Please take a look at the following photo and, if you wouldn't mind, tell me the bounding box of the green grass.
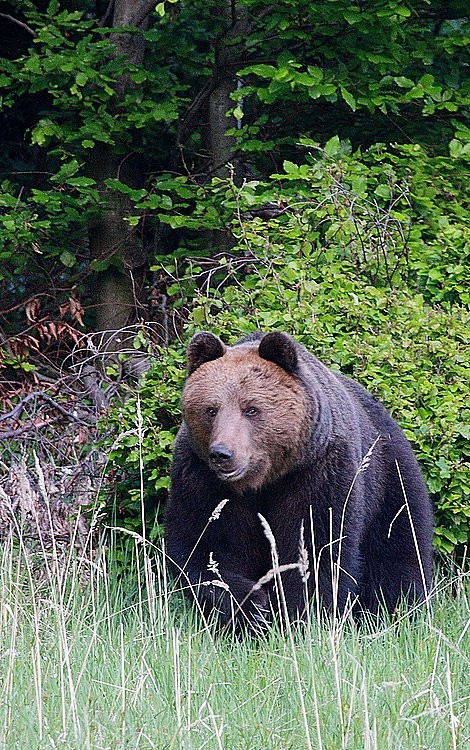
[0,531,468,750]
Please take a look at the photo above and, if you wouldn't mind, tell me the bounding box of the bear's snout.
[209,443,234,465]
[208,441,242,479]
[208,439,251,483]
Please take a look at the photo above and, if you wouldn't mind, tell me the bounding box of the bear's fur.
[165,331,434,631]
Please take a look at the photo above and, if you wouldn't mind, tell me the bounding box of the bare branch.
[0,12,37,38]
[0,418,61,442]
[99,0,115,28]
[178,78,218,145]
[0,392,92,429]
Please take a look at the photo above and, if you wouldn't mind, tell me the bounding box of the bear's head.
[182,332,309,492]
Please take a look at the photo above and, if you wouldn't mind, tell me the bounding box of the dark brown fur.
[165,331,434,633]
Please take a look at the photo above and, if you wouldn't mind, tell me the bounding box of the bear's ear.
[258,332,298,373]
[187,332,226,374]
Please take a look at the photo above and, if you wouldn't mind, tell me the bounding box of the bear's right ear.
[187,332,226,374]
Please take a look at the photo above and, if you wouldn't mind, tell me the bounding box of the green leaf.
[374,184,391,200]
[247,64,277,78]
[60,249,75,267]
[192,307,206,325]
[283,160,299,174]
[323,135,341,157]
[394,77,414,89]
[436,457,451,478]
[340,87,357,111]
[67,177,97,187]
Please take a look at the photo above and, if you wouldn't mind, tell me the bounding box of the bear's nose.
[209,444,233,465]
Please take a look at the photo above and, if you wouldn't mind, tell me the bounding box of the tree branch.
[0,418,60,442]
[177,77,219,146]
[0,13,37,38]
[99,0,115,28]
[0,392,92,428]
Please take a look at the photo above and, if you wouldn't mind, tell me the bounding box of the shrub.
[103,252,468,555]
[101,144,469,556]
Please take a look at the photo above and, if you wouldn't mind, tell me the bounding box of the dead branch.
[0,417,61,442]
[0,12,37,37]
[0,391,92,428]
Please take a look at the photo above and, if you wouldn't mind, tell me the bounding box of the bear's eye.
[244,406,259,418]
[205,406,218,418]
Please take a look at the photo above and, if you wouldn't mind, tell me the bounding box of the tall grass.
[0,524,468,750]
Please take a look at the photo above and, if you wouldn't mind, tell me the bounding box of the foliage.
[237,0,469,112]
[140,131,470,304]
[0,3,184,153]
[0,0,187,361]
[102,143,469,554]
[233,0,469,163]
[0,2,179,254]
[101,343,185,539]
[0,0,468,308]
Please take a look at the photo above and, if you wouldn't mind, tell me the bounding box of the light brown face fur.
[182,347,309,492]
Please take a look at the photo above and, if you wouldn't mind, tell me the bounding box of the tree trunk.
[209,76,238,180]
[87,143,146,338]
[87,0,151,346]
[209,1,249,181]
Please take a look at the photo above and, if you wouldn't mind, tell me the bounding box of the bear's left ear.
[258,332,298,373]
[187,332,226,374]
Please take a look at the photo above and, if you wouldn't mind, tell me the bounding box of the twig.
[0,391,91,427]
[99,0,115,27]
[0,13,37,38]
[0,417,61,441]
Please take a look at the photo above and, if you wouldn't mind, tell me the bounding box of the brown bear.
[165,331,434,632]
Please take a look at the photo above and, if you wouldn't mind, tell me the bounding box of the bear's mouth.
[214,466,248,482]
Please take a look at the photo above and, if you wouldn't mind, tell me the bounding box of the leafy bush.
[102,144,469,556]
[105,264,468,554]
